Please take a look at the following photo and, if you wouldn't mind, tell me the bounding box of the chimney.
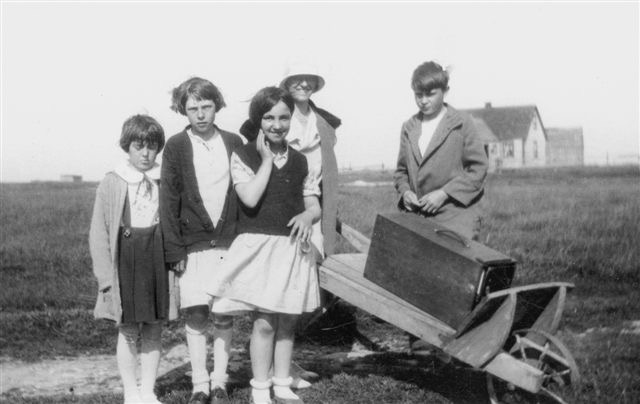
[485,102,492,109]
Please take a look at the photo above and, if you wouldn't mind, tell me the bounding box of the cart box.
[363,212,516,329]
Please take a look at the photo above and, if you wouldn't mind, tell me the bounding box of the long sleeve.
[393,124,412,206]
[89,179,113,291]
[159,140,186,263]
[441,119,488,206]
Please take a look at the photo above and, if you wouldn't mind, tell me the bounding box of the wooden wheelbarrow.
[316,213,579,404]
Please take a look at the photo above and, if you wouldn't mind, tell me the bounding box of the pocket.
[95,288,116,320]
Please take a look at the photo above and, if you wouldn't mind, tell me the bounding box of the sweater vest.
[236,144,308,236]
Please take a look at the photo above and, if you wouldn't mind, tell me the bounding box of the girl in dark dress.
[89,115,169,404]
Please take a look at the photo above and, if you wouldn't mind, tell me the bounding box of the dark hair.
[119,114,165,153]
[411,61,449,93]
[170,77,226,115]
[248,87,294,132]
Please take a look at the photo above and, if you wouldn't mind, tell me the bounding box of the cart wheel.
[487,328,579,404]
[487,374,568,404]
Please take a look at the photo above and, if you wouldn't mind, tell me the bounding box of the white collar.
[114,160,160,184]
[187,128,219,144]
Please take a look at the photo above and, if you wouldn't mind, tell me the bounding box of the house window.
[490,143,498,155]
[533,141,538,159]
[532,119,537,130]
[503,141,514,158]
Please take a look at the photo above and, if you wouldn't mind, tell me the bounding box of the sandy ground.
[2,322,638,399]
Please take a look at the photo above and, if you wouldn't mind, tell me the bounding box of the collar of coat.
[405,104,464,163]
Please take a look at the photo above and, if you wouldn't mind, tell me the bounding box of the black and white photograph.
[1,1,638,403]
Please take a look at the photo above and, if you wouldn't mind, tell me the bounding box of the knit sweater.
[235,144,308,236]
[159,126,243,263]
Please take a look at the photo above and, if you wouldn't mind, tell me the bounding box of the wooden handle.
[336,219,371,254]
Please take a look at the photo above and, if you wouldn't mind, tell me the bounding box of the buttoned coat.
[313,109,339,256]
[159,126,243,263]
[89,172,179,325]
[393,106,488,239]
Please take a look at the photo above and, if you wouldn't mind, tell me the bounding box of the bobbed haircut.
[411,61,449,93]
[248,86,295,130]
[119,114,165,153]
[170,77,226,115]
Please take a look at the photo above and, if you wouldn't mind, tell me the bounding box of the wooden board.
[484,352,543,393]
[443,294,516,367]
[319,253,455,347]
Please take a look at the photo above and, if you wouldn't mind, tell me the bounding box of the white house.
[463,103,547,171]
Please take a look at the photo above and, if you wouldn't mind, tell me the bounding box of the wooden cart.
[317,216,580,404]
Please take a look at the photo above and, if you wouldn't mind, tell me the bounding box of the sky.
[1,1,639,182]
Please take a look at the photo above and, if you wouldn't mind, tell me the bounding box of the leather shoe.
[210,386,230,404]
[188,391,209,404]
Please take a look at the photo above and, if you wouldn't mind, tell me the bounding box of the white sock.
[185,324,209,394]
[117,327,140,401]
[210,326,232,389]
[140,323,162,398]
[272,376,299,400]
[250,378,272,404]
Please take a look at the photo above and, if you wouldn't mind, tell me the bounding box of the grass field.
[1,166,639,403]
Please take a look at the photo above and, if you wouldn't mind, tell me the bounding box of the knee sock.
[117,325,140,401]
[210,319,233,389]
[272,376,299,400]
[139,322,162,399]
[250,378,272,404]
[185,323,209,394]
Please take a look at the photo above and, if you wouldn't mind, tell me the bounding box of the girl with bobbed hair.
[90,114,175,404]
[209,86,321,404]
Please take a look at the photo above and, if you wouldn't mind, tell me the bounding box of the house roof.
[463,104,542,142]
[470,116,498,143]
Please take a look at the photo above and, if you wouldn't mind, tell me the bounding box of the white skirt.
[208,233,321,315]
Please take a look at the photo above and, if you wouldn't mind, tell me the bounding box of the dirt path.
[3,323,638,399]
[1,344,191,397]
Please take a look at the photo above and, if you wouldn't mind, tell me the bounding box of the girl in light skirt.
[207,87,321,404]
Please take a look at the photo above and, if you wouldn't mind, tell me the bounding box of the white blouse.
[114,160,160,228]
[419,106,447,157]
[187,129,230,225]
[288,108,322,195]
[230,148,320,197]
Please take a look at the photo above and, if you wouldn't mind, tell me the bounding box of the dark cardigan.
[159,126,243,263]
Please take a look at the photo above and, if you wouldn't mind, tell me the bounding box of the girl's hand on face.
[287,211,313,242]
[256,130,274,162]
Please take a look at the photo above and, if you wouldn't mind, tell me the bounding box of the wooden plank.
[483,352,543,393]
[319,254,455,346]
[443,294,516,367]
[485,282,574,299]
[336,220,371,254]
[529,286,566,337]
[323,255,455,327]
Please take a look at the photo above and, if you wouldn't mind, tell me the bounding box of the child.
[208,87,321,404]
[89,114,170,404]
[160,77,243,404]
[394,61,488,241]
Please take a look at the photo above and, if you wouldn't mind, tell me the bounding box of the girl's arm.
[288,195,321,242]
[89,178,113,291]
[235,131,274,208]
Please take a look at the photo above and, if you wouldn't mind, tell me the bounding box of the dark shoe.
[209,386,230,404]
[188,392,209,404]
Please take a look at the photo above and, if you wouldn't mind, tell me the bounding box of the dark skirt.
[117,224,169,324]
